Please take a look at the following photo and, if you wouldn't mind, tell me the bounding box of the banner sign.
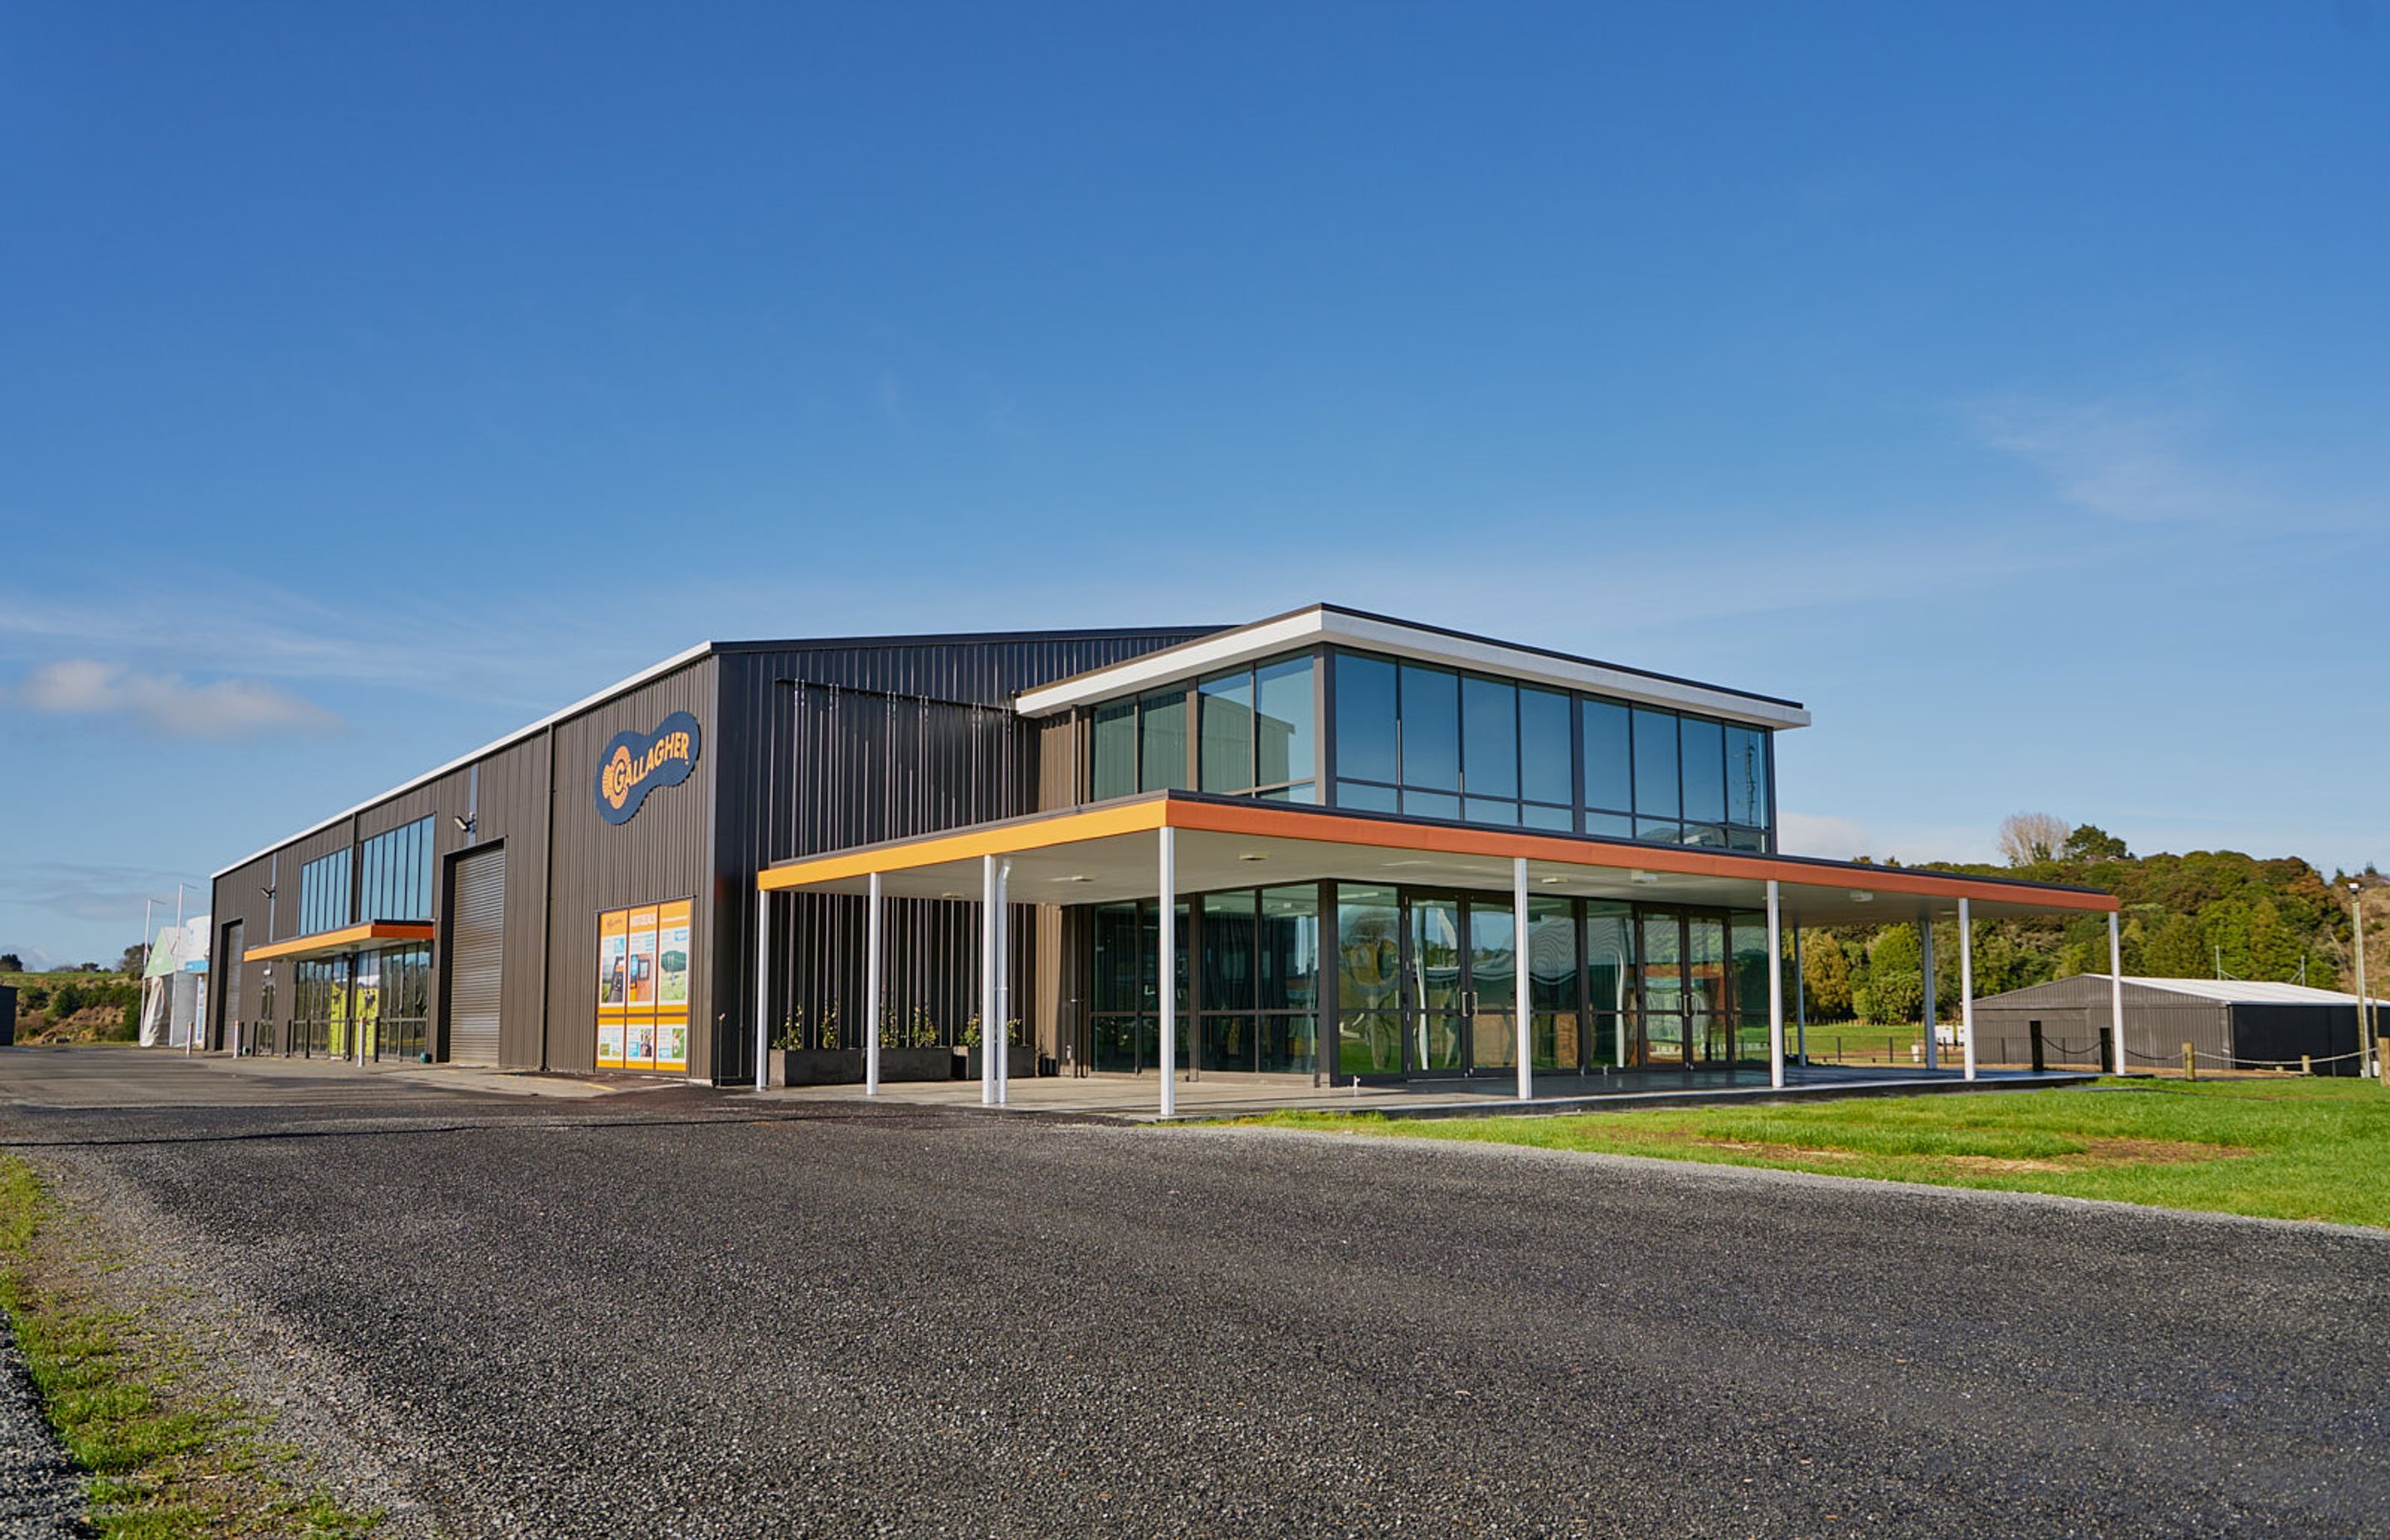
[595,711,701,825]
[595,898,690,1074]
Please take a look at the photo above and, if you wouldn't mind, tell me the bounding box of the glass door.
[1638,913,1687,1066]
[1465,899,1517,1072]
[1404,894,1468,1075]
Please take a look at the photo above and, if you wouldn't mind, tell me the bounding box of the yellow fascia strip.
[756,799,1171,892]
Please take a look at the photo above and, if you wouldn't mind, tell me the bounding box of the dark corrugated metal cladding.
[710,631,1212,1085]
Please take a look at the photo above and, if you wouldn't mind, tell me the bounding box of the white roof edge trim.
[1014,609,1812,729]
[209,641,716,881]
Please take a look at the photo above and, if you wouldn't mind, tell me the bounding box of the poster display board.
[594,899,690,1073]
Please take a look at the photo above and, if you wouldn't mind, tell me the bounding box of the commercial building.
[1970,974,2381,1075]
[207,604,2120,1099]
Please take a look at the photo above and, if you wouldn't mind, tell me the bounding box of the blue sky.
[3,2,2385,966]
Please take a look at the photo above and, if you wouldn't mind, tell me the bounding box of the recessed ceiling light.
[1849,890,1875,903]
[1238,853,1266,863]
[1539,875,1566,885]
[1059,875,1094,884]
[1630,870,1660,885]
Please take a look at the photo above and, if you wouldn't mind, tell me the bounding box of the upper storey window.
[358,816,435,922]
[1089,653,1315,802]
[298,848,350,935]
[1334,650,1773,851]
[1332,655,1572,829]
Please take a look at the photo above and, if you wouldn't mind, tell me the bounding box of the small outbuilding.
[1970,975,2379,1075]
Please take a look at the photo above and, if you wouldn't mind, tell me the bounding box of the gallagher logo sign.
[596,711,701,826]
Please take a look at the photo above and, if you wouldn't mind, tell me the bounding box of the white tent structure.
[139,915,210,1049]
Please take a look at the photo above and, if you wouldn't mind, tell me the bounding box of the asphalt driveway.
[2,1048,2383,1537]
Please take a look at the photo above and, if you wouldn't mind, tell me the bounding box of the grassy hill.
[3,969,141,1043]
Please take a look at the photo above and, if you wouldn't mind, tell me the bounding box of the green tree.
[2141,913,2207,978]
[1799,934,1854,1021]
[117,942,148,976]
[0,953,20,972]
[1858,927,1924,1024]
[2062,825,2132,863]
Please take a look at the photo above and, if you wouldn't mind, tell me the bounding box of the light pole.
[2352,882,2375,1080]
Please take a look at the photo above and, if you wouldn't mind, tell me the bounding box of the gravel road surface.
[2,1050,2384,1538]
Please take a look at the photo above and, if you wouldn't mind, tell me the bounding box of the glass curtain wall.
[358,818,435,922]
[1335,885,1402,1075]
[298,850,351,936]
[1195,885,1319,1073]
[1090,653,1315,803]
[1331,650,1773,850]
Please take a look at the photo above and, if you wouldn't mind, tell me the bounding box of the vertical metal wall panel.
[461,733,553,1070]
[545,656,719,1076]
[207,854,276,1050]
[446,846,506,1066]
[709,628,1214,1085]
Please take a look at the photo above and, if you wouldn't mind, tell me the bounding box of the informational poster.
[593,899,692,1075]
[597,909,629,1069]
[654,899,691,1073]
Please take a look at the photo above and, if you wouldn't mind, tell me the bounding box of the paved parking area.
[2,1046,2384,1537]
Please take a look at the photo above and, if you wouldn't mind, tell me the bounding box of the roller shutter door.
[447,848,505,1066]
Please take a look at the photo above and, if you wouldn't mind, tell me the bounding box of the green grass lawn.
[1245,1078,2390,1229]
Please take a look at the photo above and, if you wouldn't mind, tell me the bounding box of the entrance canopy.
[757,792,2114,926]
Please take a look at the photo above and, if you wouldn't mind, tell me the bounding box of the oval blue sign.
[595,711,702,826]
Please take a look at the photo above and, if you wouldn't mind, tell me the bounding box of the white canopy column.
[2109,910,2127,1075]
[864,870,883,1096]
[1767,880,1785,1089]
[1959,896,1976,1082]
[1514,857,1532,1102]
[1158,826,1178,1118]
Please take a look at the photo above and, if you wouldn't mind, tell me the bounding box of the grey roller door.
[447,848,505,1067]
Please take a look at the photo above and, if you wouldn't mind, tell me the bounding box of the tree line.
[1796,817,2382,1025]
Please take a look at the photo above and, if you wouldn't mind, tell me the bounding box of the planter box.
[963,1044,1037,1080]
[767,1048,863,1087]
[874,1046,952,1083]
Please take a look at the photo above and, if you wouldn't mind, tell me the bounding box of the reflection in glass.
[1139,690,1188,792]
[1529,896,1578,1070]
[1585,902,1633,1070]
[1520,688,1572,805]
[1730,910,1771,1066]
[1680,716,1726,824]
[1255,656,1314,787]
[1199,672,1255,793]
[1336,885,1402,1075]
[1338,781,1398,813]
[1464,797,1520,826]
[1632,708,1679,818]
[1461,675,1517,799]
[1410,894,1465,1072]
[1092,700,1137,799]
[1334,653,1399,783]
[1585,811,1634,839]
[1583,700,1632,812]
[1468,900,1515,1070]
[1399,665,1461,790]
[1640,914,1683,1065]
[1727,725,1770,831]
[1402,790,1461,821]
[1687,914,1726,1065]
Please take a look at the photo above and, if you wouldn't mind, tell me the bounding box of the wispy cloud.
[0,571,659,714]
[1968,394,2379,531]
[12,659,342,738]
[0,860,214,930]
